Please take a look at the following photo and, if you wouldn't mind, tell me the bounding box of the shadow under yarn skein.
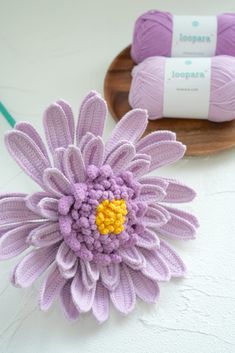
[131,10,235,63]
[129,55,235,122]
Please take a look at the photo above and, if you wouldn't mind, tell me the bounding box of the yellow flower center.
[96,199,127,235]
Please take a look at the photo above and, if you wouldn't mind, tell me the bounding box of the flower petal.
[40,265,67,311]
[163,179,196,203]
[118,246,145,270]
[71,269,96,313]
[158,240,186,277]
[137,184,166,202]
[79,132,95,153]
[63,146,86,183]
[138,176,168,191]
[43,103,72,153]
[0,223,37,260]
[56,242,77,271]
[143,205,169,227]
[136,131,176,151]
[106,109,148,154]
[139,141,186,171]
[60,260,78,280]
[53,147,66,173]
[100,263,120,291]
[0,192,27,201]
[158,211,197,240]
[25,192,50,214]
[43,168,71,197]
[5,130,51,188]
[38,197,58,220]
[92,281,109,323]
[125,158,150,178]
[81,261,99,290]
[110,264,136,315]
[12,244,58,287]
[105,142,135,174]
[83,136,104,168]
[136,228,160,249]
[15,122,50,160]
[60,280,79,321]
[0,197,41,223]
[28,222,62,247]
[76,92,107,143]
[56,99,75,143]
[165,206,199,228]
[141,248,170,281]
[129,268,160,303]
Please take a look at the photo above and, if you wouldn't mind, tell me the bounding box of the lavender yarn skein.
[129,56,235,122]
[131,10,235,63]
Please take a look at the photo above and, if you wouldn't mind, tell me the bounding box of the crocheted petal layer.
[53,148,66,173]
[100,262,120,291]
[110,264,136,315]
[137,184,166,202]
[158,240,186,277]
[158,210,197,240]
[136,228,160,249]
[83,136,104,168]
[15,122,50,160]
[11,245,58,287]
[0,223,38,260]
[0,197,43,223]
[141,248,170,281]
[129,268,160,303]
[143,205,169,227]
[71,270,96,313]
[105,142,135,174]
[56,99,75,143]
[25,192,51,214]
[37,198,58,220]
[76,92,107,143]
[60,260,78,280]
[139,141,186,171]
[125,157,151,178]
[79,132,95,153]
[118,246,145,270]
[28,222,62,247]
[56,242,77,271]
[60,280,80,322]
[5,130,51,188]
[92,281,109,323]
[63,146,86,183]
[163,179,196,203]
[40,265,67,311]
[138,176,169,191]
[43,168,71,197]
[106,109,148,154]
[0,192,27,201]
[165,206,199,229]
[81,261,99,290]
[43,103,72,153]
[136,130,176,151]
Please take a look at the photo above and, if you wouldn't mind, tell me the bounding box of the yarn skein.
[129,55,235,122]
[131,10,235,63]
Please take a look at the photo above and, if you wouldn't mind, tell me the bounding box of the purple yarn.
[131,10,235,63]
[129,55,235,122]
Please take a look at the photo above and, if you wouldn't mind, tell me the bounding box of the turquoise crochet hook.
[0,101,16,127]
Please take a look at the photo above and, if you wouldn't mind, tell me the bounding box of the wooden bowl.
[104,45,235,156]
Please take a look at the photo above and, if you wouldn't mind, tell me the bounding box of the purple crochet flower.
[0,91,198,323]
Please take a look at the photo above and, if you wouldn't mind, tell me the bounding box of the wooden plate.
[104,45,235,156]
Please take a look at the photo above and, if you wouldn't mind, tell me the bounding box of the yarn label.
[172,15,217,57]
[163,58,211,119]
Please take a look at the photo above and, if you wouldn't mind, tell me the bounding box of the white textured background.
[1,1,235,352]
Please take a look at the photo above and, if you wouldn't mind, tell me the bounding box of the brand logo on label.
[179,33,211,44]
[172,70,205,80]
[192,20,199,27]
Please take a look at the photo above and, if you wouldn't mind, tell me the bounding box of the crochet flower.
[0,91,198,323]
